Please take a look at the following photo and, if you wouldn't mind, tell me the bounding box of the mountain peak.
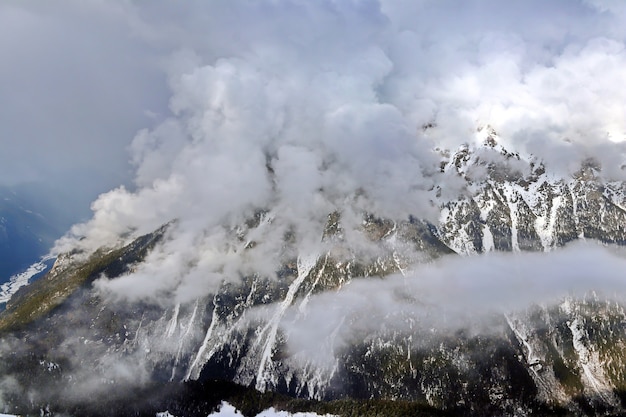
[476,124,499,148]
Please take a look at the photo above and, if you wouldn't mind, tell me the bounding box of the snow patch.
[481,224,494,253]
[206,401,338,417]
[156,412,177,417]
[0,256,53,305]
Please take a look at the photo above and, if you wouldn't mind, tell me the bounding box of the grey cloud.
[36,0,626,304]
[0,1,169,217]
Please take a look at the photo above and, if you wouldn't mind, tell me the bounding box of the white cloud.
[37,0,626,304]
[279,242,626,366]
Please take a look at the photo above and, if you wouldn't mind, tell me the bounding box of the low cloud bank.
[280,242,626,364]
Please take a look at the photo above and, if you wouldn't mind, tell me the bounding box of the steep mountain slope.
[2,138,626,416]
[437,127,626,254]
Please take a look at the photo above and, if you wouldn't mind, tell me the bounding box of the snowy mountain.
[437,126,626,253]
[2,137,626,416]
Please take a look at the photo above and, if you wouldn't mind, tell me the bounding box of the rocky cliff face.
[2,136,626,416]
[437,127,626,254]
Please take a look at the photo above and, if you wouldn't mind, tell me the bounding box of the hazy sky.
[3,0,626,237]
[0,1,169,215]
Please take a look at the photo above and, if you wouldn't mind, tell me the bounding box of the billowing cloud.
[31,0,626,304]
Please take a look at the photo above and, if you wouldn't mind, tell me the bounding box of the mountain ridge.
[2,139,626,416]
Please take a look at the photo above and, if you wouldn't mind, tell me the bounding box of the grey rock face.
[437,136,626,255]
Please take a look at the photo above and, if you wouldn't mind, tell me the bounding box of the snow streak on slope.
[185,296,221,381]
[254,253,318,391]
